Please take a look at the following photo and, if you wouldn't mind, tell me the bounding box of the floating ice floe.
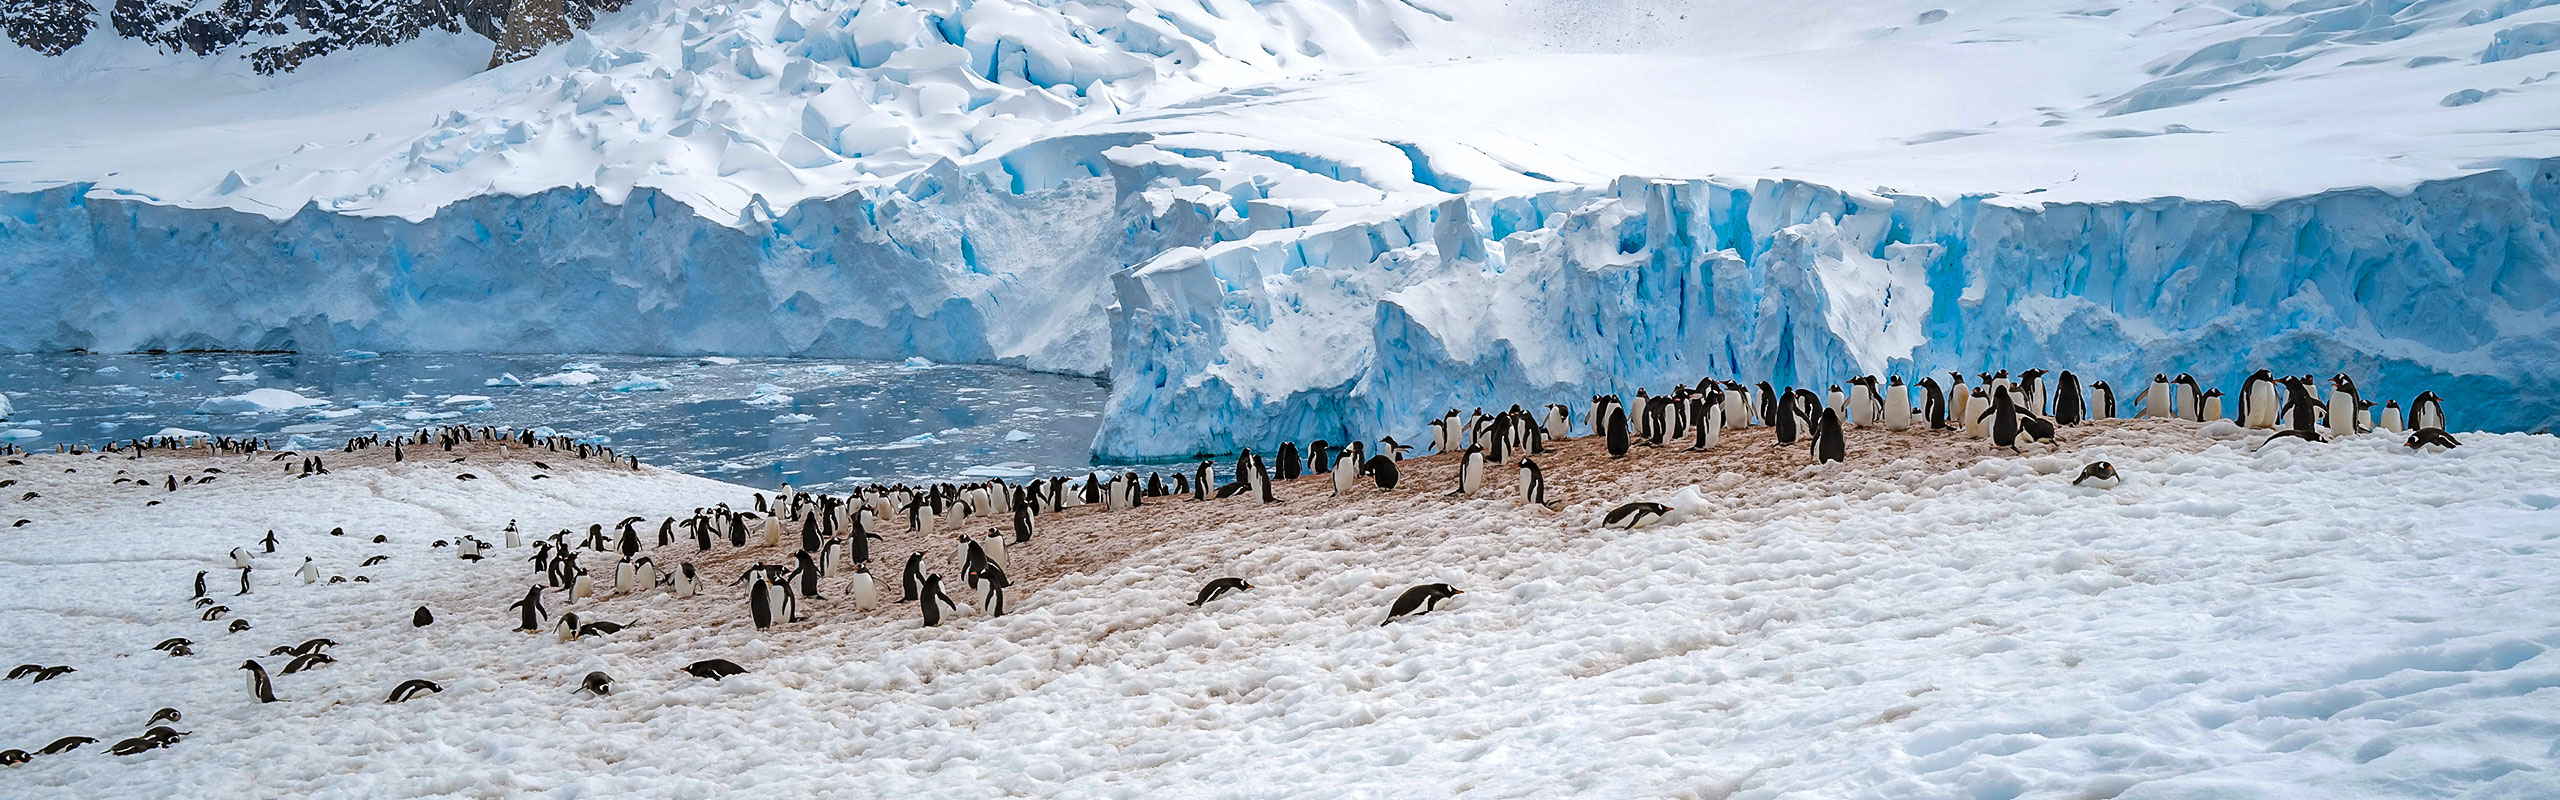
[485,373,525,387]
[439,394,492,406]
[528,371,600,387]
[307,408,362,420]
[900,357,937,370]
[342,350,380,360]
[150,427,211,440]
[92,366,119,375]
[279,422,336,434]
[959,463,1038,478]
[401,410,461,421]
[0,428,38,441]
[1004,429,1036,442]
[215,373,258,383]
[195,388,328,414]
[810,435,843,444]
[559,362,603,372]
[150,371,182,380]
[0,391,10,419]
[613,376,673,392]
[771,413,817,424]
[745,384,795,406]
[804,365,850,376]
[699,356,741,366]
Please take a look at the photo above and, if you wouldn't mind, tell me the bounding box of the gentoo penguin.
[972,562,1010,617]
[2240,369,2278,428]
[384,679,441,703]
[850,563,879,610]
[1982,390,2024,451]
[1688,395,1723,451]
[1946,373,1970,428]
[1190,577,1253,606]
[2274,376,2325,441]
[239,660,279,703]
[672,563,698,598]
[1309,441,1332,474]
[2409,391,2447,430]
[791,551,823,598]
[193,571,207,600]
[2091,381,2118,420]
[569,570,593,601]
[556,611,583,642]
[575,671,614,697]
[504,520,520,549]
[683,659,746,680]
[2381,400,2406,432]
[749,579,775,631]
[1813,408,1846,464]
[1601,502,1670,529]
[981,530,1009,572]
[413,606,433,627]
[1920,378,1948,429]
[2202,389,2226,423]
[235,565,253,596]
[1449,446,1486,497]
[2072,461,2121,489]
[1773,389,1803,445]
[1605,405,1631,458]
[2327,374,2362,437]
[1543,404,1572,439]
[1884,376,1914,431]
[1381,584,1462,625]
[229,547,253,569]
[614,558,638,595]
[1365,455,1400,490]
[260,530,277,554]
[2405,427,2461,452]
[1277,441,1302,480]
[2173,374,2205,422]
[2053,371,2085,425]
[901,551,925,602]
[510,586,547,632]
[1517,458,1561,510]
[2140,374,2172,418]
[1827,385,1849,426]
[920,574,955,627]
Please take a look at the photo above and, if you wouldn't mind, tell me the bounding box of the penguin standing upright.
[2240,369,2278,428]
[901,552,925,602]
[1277,441,1301,481]
[260,531,277,554]
[1332,452,1360,496]
[2139,374,2172,418]
[1919,378,1948,429]
[2381,399,2407,432]
[2327,375,2362,437]
[296,557,317,585]
[920,574,954,627]
[973,563,1010,617]
[235,566,252,596]
[1450,446,1486,497]
[239,661,279,703]
[192,571,207,600]
[1883,376,1913,431]
[792,551,823,598]
[1605,405,1630,458]
[672,563,698,598]
[749,579,775,631]
[2409,391,2446,431]
[1813,408,1847,464]
[510,586,548,632]
[2091,381,2118,420]
[1983,390,2025,451]
[1011,500,1033,544]
[850,564,880,610]
[2053,371,2085,425]
[1543,403,1571,439]
[982,530,1009,573]
[1517,458,1561,510]
[2173,374,2206,422]
[1688,396,1722,451]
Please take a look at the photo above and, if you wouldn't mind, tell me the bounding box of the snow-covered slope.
[4,0,2559,453]
[6,421,2560,795]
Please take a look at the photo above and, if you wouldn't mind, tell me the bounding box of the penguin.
[1449,446,1486,497]
[1543,403,1572,439]
[1946,373,1970,428]
[2405,427,2461,452]
[1982,390,2024,451]
[2274,376,2326,441]
[509,586,547,632]
[1920,378,1948,430]
[614,558,638,596]
[2091,381,2118,420]
[1688,394,1723,451]
[1883,376,1914,431]
[2173,374,2206,422]
[281,652,334,674]
[2140,374,2172,418]
[901,551,925,602]
[1381,584,1463,625]
[682,659,747,680]
[1277,441,1302,480]
[229,547,253,570]
[384,679,442,703]
[1600,502,1670,529]
[920,573,955,627]
[1189,577,1253,607]
[1517,458,1562,510]
[1011,500,1033,544]
[2327,375,2363,436]
[1812,408,1846,464]
[505,520,521,549]
[1605,405,1630,458]
[2409,391,2447,431]
[2072,461,2121,489]
[2053,371,2085,425]
[792,550,823,598]
[557,611,584,642]
[570,571,593,601]
[1332,452,1360,496]
[412,606,433,627]
[973,562,1010,617]
[2381,400,2407,433]
[148,708,182,727]
[981,530,1010,573]
[192,570,207,600]
[1773,389,1802,445]
[575,671,614,697]
[240,660,279,703]
[749,579,775,631]
[850,563,879,611]
[235,565,252,596]
[2202,389,2226,423]
[260,530,277,554]
[1366,455,1400,490]
[2240,369,2278,428]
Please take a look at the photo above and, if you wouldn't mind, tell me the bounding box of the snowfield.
[5,420,2559,796]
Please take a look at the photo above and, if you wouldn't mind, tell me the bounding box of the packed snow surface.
[3,419,2558,796]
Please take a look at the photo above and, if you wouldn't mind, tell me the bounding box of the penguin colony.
[0,368,2465,763]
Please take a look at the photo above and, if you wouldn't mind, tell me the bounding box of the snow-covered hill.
[5,421,2560,796]
[3,0,2558,454]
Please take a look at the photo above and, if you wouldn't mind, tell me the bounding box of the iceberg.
[195,388,328,414]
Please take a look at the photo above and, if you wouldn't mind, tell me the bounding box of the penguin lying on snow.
[1382,584,1463,625]
[2405,428,2461,452]
[384,679,442,703]
[575,671,614,697]
[1190,577,1252,606]
[2071,462,2121,489]
[1600,502,1670,530]
[683,659,748,680]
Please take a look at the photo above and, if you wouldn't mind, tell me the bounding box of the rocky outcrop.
[1,0,94,54]
[0,0,623,72]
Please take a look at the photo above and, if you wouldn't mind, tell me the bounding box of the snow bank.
[194,388,329,414]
